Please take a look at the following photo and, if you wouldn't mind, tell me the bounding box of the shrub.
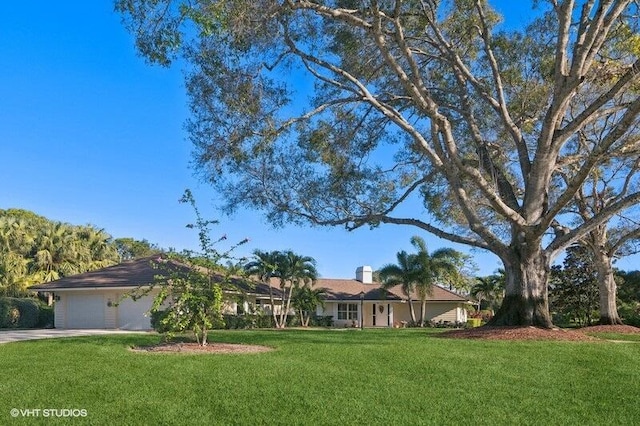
[619,302,640,327]
[309,315,334,327]
[466,318,482,328]
[0,297,41,328]
[150,310,172,334]
[223,313,275,329]
[221,313,327,329]
[36,304,54,328]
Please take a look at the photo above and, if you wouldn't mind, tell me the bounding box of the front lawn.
[1,329,639,425]
[582,332,640,342]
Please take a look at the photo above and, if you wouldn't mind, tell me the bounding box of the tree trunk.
[420,300,427,327]
[594,251,623,325]
[407,297,417,324]
[276,284,295,328]
[267,281,280,328]
[488,247,553,328]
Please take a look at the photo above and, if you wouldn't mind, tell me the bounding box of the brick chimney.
[356,266,373,284]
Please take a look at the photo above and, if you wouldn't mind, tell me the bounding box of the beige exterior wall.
[426,303,466,323]
[387,302,414,325]
[319,300,466,327]
[393,301,466,324]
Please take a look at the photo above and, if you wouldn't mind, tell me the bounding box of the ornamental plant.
[128,190,248,346]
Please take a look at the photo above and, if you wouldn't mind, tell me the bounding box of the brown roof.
[30,257,466,303]
[268,277,468,302]
[29,256,172,290]
[29,256,279,296]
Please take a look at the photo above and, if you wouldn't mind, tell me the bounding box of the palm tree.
[410,236,462,327]
[76,225,119,270]
[379,250,419,324]
[0,251,29,297]
[292,286,326,327]
[276,251,318,328]
[245,249,282,327]
[471,269,506,313]
[31,222,79,282]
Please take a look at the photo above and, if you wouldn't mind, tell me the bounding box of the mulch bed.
[131,342,274,354]
[440,324,640,341]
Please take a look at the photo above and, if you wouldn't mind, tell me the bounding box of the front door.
[372,303,393,327]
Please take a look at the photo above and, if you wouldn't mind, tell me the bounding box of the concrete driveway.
[0,329,147,344]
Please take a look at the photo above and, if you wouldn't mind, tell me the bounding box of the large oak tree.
[117,0,640,326]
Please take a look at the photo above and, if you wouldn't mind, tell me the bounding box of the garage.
[117,295,153,330]
[65,293,105,329]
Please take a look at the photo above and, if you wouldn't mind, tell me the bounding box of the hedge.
[150,310,335,332]
[0,297,51,329]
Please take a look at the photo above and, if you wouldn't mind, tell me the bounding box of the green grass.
[1,329,640,425]
[583,332,640,342]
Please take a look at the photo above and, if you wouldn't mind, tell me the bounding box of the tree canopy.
[117,0,640,327]
[379,235,467,326]
[0,209,120,296]
[245,249,318,328]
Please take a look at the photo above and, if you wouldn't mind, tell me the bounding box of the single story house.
[30,258,469,330]
[29,256,279,330]
[315,266,469,327]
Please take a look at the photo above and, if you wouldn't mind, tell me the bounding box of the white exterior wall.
[53,295,65,329]
[105,292,118,329]
[116,291,158,330]
[53,289,160,330]
[60,292,107,329]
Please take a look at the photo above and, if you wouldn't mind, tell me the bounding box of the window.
[372,303,376,326]
[338,303,359,320]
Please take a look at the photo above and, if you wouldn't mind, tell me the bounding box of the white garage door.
[117,296,152,330]
[66,294,105,329]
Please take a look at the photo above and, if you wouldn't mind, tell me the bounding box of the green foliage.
[223,313,276,329]
[222,312,335,329]
[127,190,248,345]
[37,303,54,328]
[379,236,468,326]
[549,246,600,327]
[471,269,505,311]
[291,286,325,327]
[310,315,334,327]
[245,249,318,328]
[114,237,161,260]
[615,270,640,325]
[149,309,171,334]
[116,0,640,328]
[0,208,123,296]
[617,270,640,304]
[0,297,41,328]
[618,302,640,327]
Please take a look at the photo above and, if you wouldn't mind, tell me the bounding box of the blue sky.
[1,2,636,279]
